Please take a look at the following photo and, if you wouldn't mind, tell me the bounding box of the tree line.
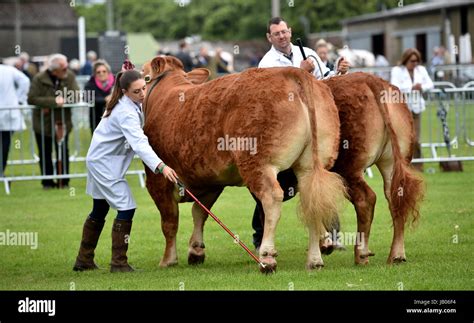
[75,0,422,40]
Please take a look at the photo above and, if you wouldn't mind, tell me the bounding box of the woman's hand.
[158,162,178,183]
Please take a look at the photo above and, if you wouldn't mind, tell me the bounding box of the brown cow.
[141,56,346,272]
[252,72,424,265]
[324,73,424,265]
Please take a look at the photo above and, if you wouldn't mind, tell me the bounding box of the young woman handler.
[73,69,178,273]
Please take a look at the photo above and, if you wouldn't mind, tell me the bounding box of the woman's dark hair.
[103,70,142,118]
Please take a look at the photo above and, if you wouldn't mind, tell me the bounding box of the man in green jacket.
[28,54,79,189]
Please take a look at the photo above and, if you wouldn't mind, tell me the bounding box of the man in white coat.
[0,62,30,176]
[258,17,349,79]
[74,69,178,273]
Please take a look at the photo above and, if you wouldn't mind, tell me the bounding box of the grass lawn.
[0,159,473,291]
[1,99,473,291]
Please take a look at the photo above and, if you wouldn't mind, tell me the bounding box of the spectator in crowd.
[248,50,263,67]
[84,60,114,132]
[157,47,172,56]
[391,48,434,172]
[208,48,232,79]
[28,53,80,189]
[80,50,98,76]
[315,39,335,71]
[431,46,446,81]
[175,41,194,72]
[374,53,390,80]
[69,59,81,75]
[0,62,30,177]
[195,46,211,68]
[15,52,38,80]
[216,48,232,74]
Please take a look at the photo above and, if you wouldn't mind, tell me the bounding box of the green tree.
[74,0,424,40]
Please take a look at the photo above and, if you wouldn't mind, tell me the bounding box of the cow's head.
[142,55,210,85]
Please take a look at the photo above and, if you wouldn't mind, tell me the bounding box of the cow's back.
[144,67,333,186]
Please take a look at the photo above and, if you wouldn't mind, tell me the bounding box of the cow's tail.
[366,77,424,225]
[293,71,347,237]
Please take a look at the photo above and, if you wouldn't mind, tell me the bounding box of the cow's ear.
[150,56,166,74]
[186,68,210,84]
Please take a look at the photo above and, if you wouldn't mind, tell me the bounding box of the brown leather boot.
[110,219,134,273]
[73,217,105,271]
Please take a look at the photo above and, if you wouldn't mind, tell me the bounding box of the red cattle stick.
[176,180,266,269]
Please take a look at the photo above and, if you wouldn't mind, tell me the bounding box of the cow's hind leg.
[188,189,223,265]
[345,175,377,265]
[245,167,283,273]
[376,159,406,264]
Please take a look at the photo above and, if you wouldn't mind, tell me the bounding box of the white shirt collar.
[271,44,297,62]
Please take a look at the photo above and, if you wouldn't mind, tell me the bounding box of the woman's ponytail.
[103,71,124,118]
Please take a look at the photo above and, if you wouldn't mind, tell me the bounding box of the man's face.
[51,60,69,80]
[267,21,292,52]
[124,79,147,104]
[316,46,328,62]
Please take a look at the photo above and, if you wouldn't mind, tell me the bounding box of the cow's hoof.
[306,262,324,270]
[355,255,369,265]
[319,241,334,255]
[159,259,178,268]
[188,252,205,265]
[388,256,406,265]
[159,260,178,268]
[259,257,277,274]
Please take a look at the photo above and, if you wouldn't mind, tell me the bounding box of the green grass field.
[1,160,473,290]
[1,100,473,291]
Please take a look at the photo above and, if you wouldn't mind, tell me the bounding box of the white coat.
[0,64,30,131]
[390,65,434,114]
[258,44,331,79]
[86,95,163,210]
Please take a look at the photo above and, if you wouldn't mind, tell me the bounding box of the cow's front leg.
[188,189,223,265]
[157,197,179,268]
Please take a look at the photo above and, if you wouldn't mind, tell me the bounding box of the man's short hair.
[47,53,68,71]
[267,17,288,33]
